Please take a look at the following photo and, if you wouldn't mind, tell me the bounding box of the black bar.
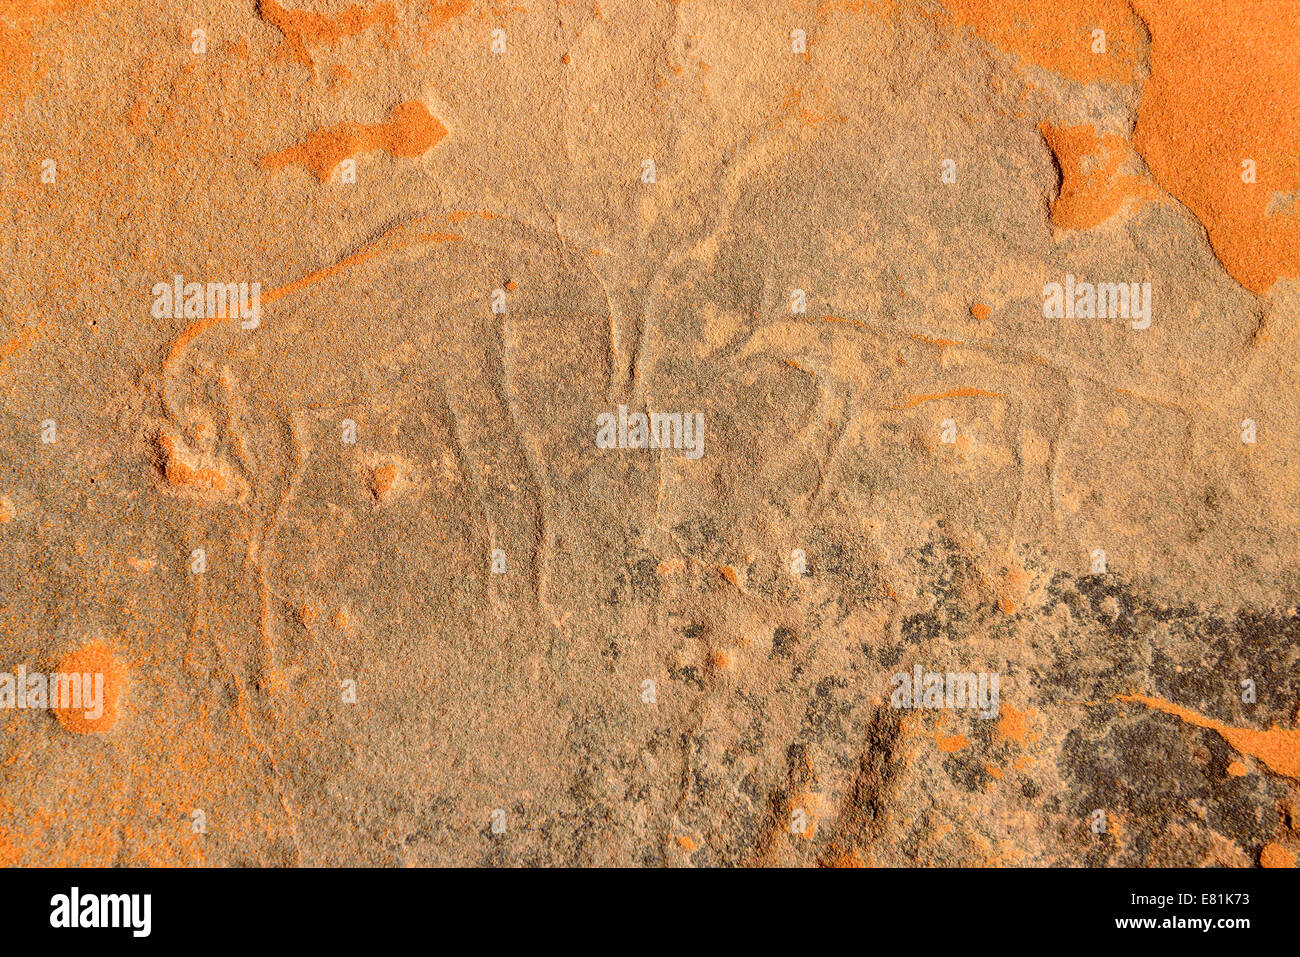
[0,867,1278,944]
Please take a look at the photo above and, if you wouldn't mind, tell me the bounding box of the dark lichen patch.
[1029,570,1296,718]
[668,664,703,688]
[771,625,798,658]
[1056,708,1282,865]
[1151,608,1300,726]
[875,641,903,668]
[890,536,991,645]
[806,533,890,621]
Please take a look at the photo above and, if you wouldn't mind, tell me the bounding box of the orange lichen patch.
[370,462,400,501]
[0,318,46,375]
[984,763,1004,779]
[1226,760,1249,777]
[1120,693,1300,779]
[970,302,991,321]
[0,495,13,523]
[819,848,866,867]
[155,433,227,493]
[264,230,461,306]
[423,0,470,40]
[0,19,36,122]
[1260,843,1295,868]
[717,564,746,589]
[1004,561,1031,595]
[936,733,968,752]
[711,649,734,672]
[258,0,396,69]
[0,0,88,120]
[937,0,1140,86]
[656,558,684,577]
[445,209,499,224]
[162,313,232,374]
[891,387,1002,410]
[911,333,962,348]
[52,641,127,734]
[1040,123,1157,230]
[997,704,1037,745]
[261,101,447,182]
[1131,1,1300,296]
[125,557,155,573]
[1,700,249,865]
[124,93,147,129]
[675,834,698,853]
[1,321,42,360]
[995,560,1032,616]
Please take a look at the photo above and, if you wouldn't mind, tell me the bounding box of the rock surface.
[0,0,1297,866]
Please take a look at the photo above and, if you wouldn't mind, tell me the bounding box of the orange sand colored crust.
[937,0,1139,85]
[1119,694,1300,780]
[970,303,991,321]
[260,101,447,182]
[1226,760,1249,777]
[935,1,1299,294]
[259,0,396,69]
[1040,123,1156,230]
[1260,843,1295,868]
[371,463,399,501]
[52,641,126,734]
[1131,0,1300,296]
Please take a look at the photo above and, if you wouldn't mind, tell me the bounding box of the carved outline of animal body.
[157,211,610,674]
